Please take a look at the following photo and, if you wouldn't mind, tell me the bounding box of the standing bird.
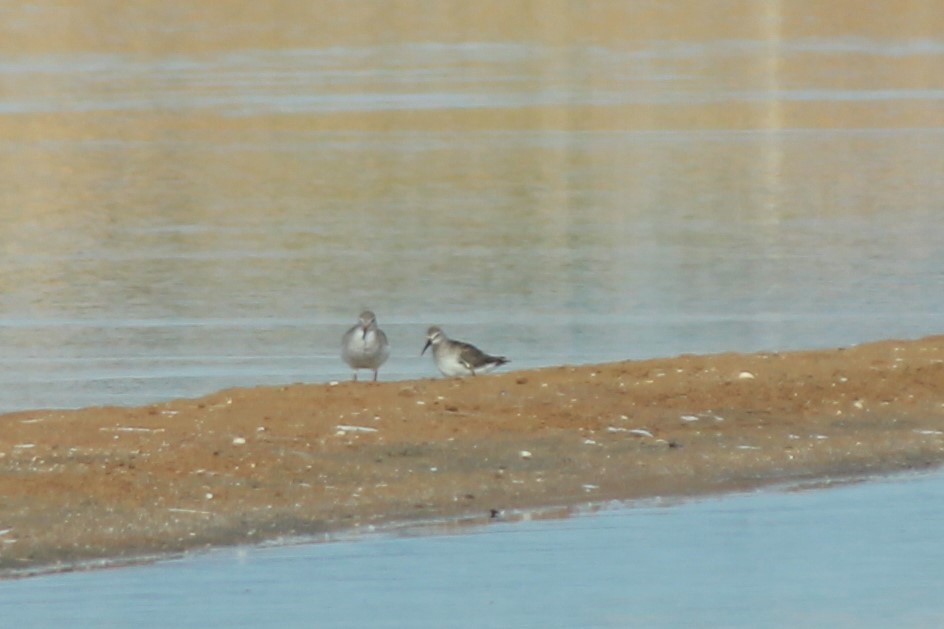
[421,326,508,377]
[341,310,389,382]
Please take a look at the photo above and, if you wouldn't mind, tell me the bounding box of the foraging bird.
[421,326,508,377]
[341,310,389,382]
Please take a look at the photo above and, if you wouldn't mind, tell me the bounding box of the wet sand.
[1,335,942,576]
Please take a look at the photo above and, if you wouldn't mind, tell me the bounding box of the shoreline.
[5,466,937,582]
[1,334,943,577]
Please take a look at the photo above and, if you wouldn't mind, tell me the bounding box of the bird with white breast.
[341,310,390,382]
[421,325,508,377]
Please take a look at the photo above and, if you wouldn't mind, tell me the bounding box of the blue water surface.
[3,471,943,628]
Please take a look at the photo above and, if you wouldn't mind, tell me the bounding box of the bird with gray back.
[342,310,389,382]
[421,325,508,377]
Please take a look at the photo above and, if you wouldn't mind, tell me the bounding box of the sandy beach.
[1,334,942,576]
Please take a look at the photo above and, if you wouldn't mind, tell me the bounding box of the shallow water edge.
[1,335,942,578]
[3,465,940,582]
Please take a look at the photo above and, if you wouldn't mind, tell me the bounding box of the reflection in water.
[0,127,942,410]
[760,0,785,218]
[0,3,942,412]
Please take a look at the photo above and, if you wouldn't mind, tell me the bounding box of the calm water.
[3,471,944,628]
[2,2,944,625]
[1,42,942,410]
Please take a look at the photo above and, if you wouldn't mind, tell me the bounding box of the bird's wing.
[457,341,499,369]
[341,324,358,342]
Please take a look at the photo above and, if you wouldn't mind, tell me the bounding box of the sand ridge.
[1,335,943,575]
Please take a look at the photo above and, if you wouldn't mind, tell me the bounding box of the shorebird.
[341,310,390,382]
[421,326,508,377]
